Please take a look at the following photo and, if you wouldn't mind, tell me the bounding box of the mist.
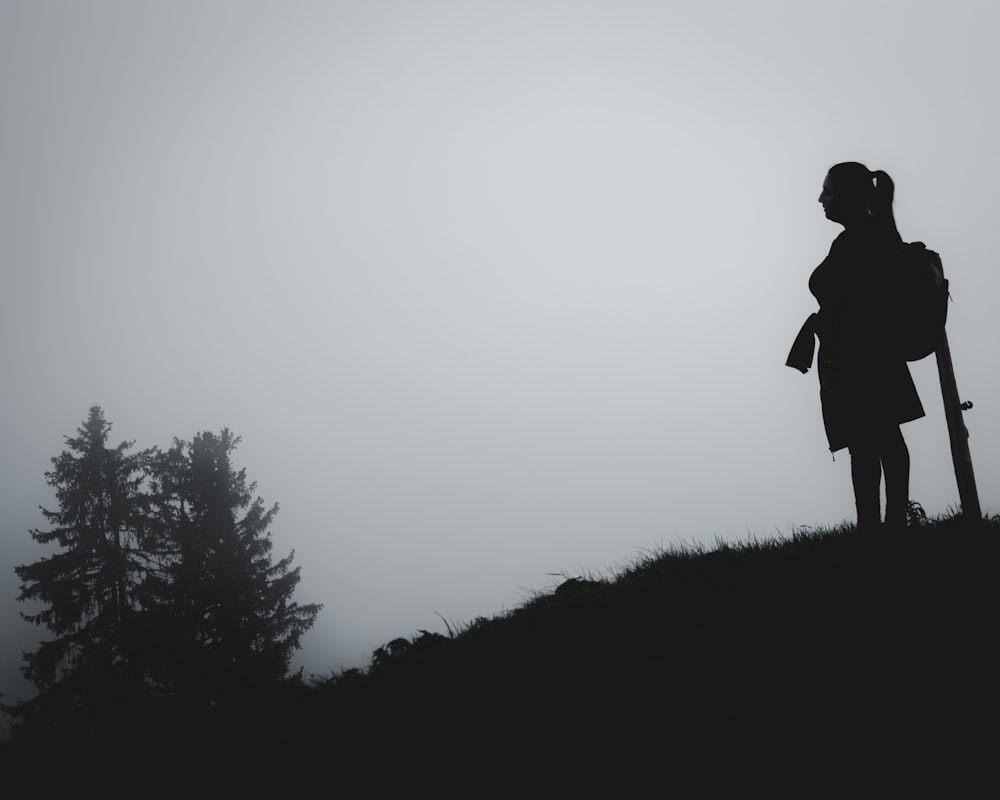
[3,0,997,711]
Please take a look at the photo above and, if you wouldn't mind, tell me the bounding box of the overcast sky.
[3,0,998,709]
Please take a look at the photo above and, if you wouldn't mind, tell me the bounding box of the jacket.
[793,219,925,452]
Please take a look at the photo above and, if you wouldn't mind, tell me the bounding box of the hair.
[827,161,900,240]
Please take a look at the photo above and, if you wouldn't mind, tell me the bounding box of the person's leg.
[879,425,910,529]
[849,442,882,531]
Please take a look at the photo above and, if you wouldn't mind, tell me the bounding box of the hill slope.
[4,514,997,791]
[304,513,999,789]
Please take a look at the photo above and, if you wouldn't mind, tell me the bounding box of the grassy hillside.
[4,512,997,792]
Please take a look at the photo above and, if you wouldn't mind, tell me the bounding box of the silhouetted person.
[788,162,924,530]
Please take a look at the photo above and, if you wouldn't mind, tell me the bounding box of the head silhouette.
[819,161,899,238]
[818,162,873,224]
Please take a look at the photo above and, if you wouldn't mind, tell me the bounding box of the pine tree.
[147,429,321,708]
[11,406,156,736]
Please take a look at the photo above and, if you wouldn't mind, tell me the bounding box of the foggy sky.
[3,0,998,711]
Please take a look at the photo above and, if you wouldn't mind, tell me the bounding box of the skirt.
[818,356,925,452]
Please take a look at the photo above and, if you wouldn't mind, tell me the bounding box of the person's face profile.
[818,173,841,222]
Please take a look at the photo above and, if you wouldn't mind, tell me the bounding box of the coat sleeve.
[785,313,819,373]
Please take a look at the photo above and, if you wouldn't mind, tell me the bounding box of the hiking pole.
[935,329,982,519]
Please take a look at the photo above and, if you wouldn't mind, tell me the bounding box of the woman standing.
[796,162,925,530]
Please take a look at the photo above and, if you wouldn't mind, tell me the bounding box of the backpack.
[891,241,949,361]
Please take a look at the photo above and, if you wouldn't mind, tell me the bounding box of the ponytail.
[870,169,901,242]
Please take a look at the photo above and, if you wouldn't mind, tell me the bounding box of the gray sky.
[3,0,998,708]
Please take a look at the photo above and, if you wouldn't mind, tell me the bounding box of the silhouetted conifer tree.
[11,406,156,736]
[145,430,321,709]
